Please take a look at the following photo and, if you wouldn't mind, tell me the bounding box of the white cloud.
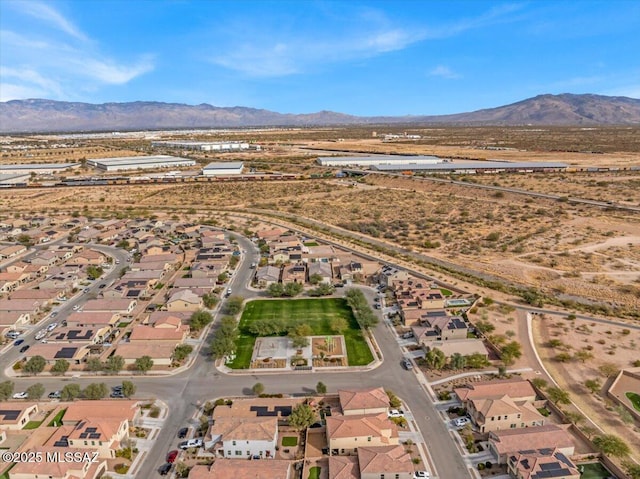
[429,65,461,79]
[0,3,154,100]
[210,4,525,78]
[9,1,88,41]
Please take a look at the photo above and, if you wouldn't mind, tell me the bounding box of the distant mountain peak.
[1,93,638,133]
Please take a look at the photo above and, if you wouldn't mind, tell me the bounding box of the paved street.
[2,234,470,479]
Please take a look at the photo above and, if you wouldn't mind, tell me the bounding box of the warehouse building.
[316,155,443,167]
[86,155,196,172]
[0,173,30,185]
[371,160,568,174]
[0,162,81,175]
[152,141,254,151]
[202,161,244,176]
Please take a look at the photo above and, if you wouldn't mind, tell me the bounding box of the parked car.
[83,288,90,293]
[99,283,106,289]
[14,339,24,346]
[6,331,21,339]
[50,311,58,318]
[177,427,189,439]
[413,472,430,479]
[47,322,58,331]
[387,409,405,418]
[159,463,172,476]
[178,439,202,450]
[402,358,413,370]
[166,450,179,463]
[12,392,28,399]
[454,417,471,428]
[48,391,61,399]
[19,345,30,353]
[72,305,80,311]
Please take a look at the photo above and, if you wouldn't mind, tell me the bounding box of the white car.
[47,322,58,332]
[454,417,471,428]
[35,330,47,341]
[387,409,405,418]
[413,472,430,479]
[73,305,80,311]
[12,392,28,399]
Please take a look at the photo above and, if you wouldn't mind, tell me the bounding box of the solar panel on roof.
[540,463,561,470]
[86,427,97,433]
[89,433,101,439]
[54,347,77,359]
[0,409,21,421]
[79,432,89,439]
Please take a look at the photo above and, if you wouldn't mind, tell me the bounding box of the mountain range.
[1,93,639,133]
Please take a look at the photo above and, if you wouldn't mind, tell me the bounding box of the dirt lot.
[533,315,640,460]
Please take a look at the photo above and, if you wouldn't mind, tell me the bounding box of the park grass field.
[227,298,374,369]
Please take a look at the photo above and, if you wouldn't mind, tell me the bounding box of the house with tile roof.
[208,416,278,459]
[338,387,390,416]
[488,424,575,464]
[326,412,399,456]
[189,459,291,479]
[467,394,546,433]
[358,445,414,479]
[507,448,579,479]
[8,446,107,479]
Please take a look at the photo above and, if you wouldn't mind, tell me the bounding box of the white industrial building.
[371,160,568,173]
[0,163,81,175]
[152,141,255,151]
[0,173,30,185]
[202,161,244,176]
[316,155,443,167]
[86,155,196,172]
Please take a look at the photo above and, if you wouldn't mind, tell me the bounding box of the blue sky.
[1,0,639,115]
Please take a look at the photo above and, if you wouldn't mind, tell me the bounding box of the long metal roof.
[372,161,568,171]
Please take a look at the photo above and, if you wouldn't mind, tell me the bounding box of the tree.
[546,386,571,405]
[210,335,236,359]
[290,334,309,348]
[83,382,108,400]
[217,272,228,283]
[0,380,14,400]
[288,403,317,431]
[266,283,285,297]
[316,381,327,394]
[522,289,544,307]
[173,344,193,362]
[465,353,490,369]
[623,461,640,479]
[425,348,446,370]
[283,282,303,297]
[530,378,548,389]
[202,293,218,309]
[501,341,522,365]
[224,296,244,316]
[554,352,573,363]
[61,384,81,401]
[449,353,467,370]
[122,380,136,398]
[51,359,70,376]
[329,317,348,333]
[26,383,45,400]
[86,265,104,280]
[24,355,46,375]
[592,434,630,457]
[252,383,265,395]
[116,239,130,249]
[584,379,601,394]
[615,405,634,425]
[309,283,335,297]
[309,273,323,285]
[385,390,402,409]
[564,411,584,425]
[598,363,619,378]
[574,350,593,363]
[190,310,213,332]
[134,356,154,373]
[85,357,103,373]
[474,319,495,335]
[104,355,125,373]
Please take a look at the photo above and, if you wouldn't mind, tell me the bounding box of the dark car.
[177,427,189,439]
[99,283,106,289]
[14,339,24,346]
[166,450,179,463]
[19,345,30,353]
[159,463,172,476]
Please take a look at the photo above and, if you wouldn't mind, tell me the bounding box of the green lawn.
[282,436,298,447]
[626,391,640,412]
[577,462,612,479]
[23,420,43,430]
[47,408,66,427]
[227,298,374,369]
[308,466,321,479]
[303,242,319,247]
[440,288,453,296]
